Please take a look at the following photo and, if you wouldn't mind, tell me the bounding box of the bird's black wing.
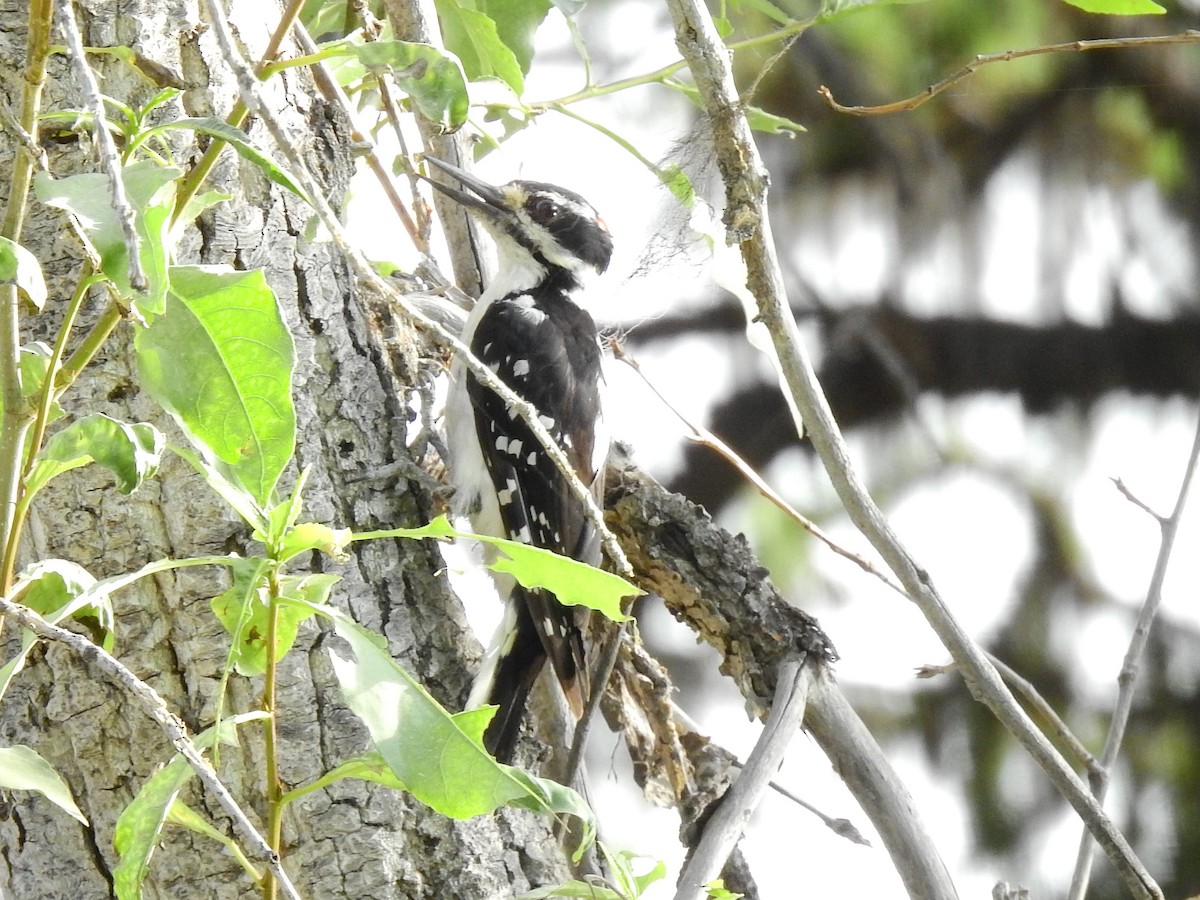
[466,288,605,759]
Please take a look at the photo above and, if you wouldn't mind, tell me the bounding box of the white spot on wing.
[512,359,530,377]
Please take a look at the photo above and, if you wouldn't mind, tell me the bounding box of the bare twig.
[922,655,1102,778]
[53,0,146,291]
[665,0,1160,895]
[0,595,301,900]
[674,657,812,900]
[819,31,1200,117]
[670,702,870,846]
[290,22,424,250]
[1067,412,1200,900]
[988,654,1102,779]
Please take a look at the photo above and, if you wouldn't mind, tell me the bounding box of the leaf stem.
[533,19,810,109]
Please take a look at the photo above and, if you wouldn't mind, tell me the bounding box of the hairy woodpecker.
[426,156,614,762]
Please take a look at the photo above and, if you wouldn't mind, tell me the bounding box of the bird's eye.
[531,197,560,223]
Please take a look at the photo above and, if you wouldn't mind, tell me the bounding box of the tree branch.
[662,0,1161,895]
[675,657,811,900]
[607,466,955,899]
[1067,409,1200,900]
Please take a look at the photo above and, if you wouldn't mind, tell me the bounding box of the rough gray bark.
[0,2,568,897]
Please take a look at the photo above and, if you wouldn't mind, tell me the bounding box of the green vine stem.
[0,0,54,594]
[261,564,285,900]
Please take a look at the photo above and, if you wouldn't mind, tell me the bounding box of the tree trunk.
[0,2,568,896]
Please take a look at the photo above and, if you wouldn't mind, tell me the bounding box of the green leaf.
[436,0,526,94]
[135,265,296,507]
[276,521,353,564]
[262,465,309,545]
[112,711,268,900]
[2,559,112,699]
[34,161,179,315]
[359,515,639,621]
[170,445,265,532]
[213,554,274,681]
[0,342,65,427]
[480,0,552,76]
[173,189,231,233]
[165,800,260,881]
[13,558,113,650]
[330,40,470,131]
[0,237,47,309]
[308,600,593,844]
[0,745,88,825]
[704,879,745,900]
[659,163,696,206]
[211,573,334,676]
[27,413,164,497]
[730,0,793,26]
[521,844,664,898]
[133,118,310,202]
[1058,0,1163,11]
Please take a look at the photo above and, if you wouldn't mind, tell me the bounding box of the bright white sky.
[347,5,1200,897]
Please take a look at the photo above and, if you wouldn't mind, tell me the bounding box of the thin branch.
[1110,476,1164,523]
[670,700,871,847]
[920,655,1102,778]
[0,594,302,900]
[1067,410,1200,900]
[675,658,811,900]
[819,31,1200,117]
[53,0,146,291]
[665,0,1161,896]
[290,22,424,250]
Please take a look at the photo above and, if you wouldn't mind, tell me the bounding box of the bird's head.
[424,156,613,287]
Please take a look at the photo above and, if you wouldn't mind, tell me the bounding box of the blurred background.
[353,0,1200,895]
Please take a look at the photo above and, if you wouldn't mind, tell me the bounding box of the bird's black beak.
[422,156,511,222]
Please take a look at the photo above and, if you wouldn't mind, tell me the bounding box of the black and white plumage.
[426,156,613,762]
